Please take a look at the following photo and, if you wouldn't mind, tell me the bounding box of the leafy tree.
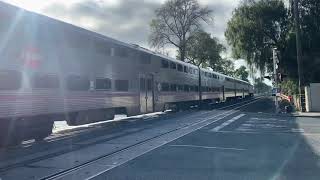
[185,30,225,68]
[149,0,212,61]
[280,78,299,95]
[225,0,288,73]
[234,66,249,81]
[214,59,235,76]
[254,78,272,94]
[296,0,320,83]
[226,0,320,86]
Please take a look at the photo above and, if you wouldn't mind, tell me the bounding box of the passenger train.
[0,2,253,146]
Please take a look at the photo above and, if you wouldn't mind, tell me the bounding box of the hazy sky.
[4,0,271,84]
[3,0,241,57]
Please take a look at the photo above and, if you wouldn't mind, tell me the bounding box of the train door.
[139,74,154,113]
[222,86,225,101]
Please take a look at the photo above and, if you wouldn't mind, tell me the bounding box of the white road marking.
[41,98,262,180]
[83,110,237,180]
[169,144,246,151]
[210,114,246,132]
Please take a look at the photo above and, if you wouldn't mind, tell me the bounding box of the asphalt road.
[93,97,320,180]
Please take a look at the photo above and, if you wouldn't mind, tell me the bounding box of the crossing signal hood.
[278,73,287,82]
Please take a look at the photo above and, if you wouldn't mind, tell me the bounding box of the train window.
[147,79,153,91]
[140,53,151,64]
[140,78,146,91]
[114,47,128,58]
[195,85,199,92]
[184,66,188,73]
[195,69,199,75]
[115,80,129,91]
[170,84,177,91]
[170,62,177,69]
[32,74,60,89]
[67,75,90,91]
[161,59,169,68]
[208,87,212,92]
[184,85,189,92]
[177,64,183,72]
[95,78,111,90]
[161,83,170,91]
[177,84,184,91]
[0,70,22,90]
[94,41,111,56]
[205,72,208,77]
[190,85,195,92]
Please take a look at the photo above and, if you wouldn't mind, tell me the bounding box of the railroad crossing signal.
[278,73,287,82]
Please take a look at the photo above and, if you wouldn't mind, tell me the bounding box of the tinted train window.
[184,66,188,73]
[147,79,153,91]
[177,64,183,72]
[170,62,176,69]
[170,84,177,91]
[201,86,206,92]
[177,84,184,91]
[32,74,59,89]
[95,78,111,90]
[140,53,151,64]
[190,85,195,92]
[67,75,90,91]
[161,59,169,68]
[195,85,199,92]
[115,80,129,91]
[161,83,169,91]
[0,70,21,90]
[114,47,128,58]
[184,85,189,92]
[94,41,111,56]
[140,78,145,91]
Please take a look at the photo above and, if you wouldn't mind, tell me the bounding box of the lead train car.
[0,2,253,145]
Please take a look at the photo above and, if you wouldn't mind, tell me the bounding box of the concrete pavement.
[93,98,320,180]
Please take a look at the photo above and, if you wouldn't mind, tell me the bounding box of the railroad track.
[0,98,259,180]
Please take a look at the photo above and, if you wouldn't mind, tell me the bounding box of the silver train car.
[0,2,253,146]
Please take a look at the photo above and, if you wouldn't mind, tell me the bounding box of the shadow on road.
[238,97,320,180]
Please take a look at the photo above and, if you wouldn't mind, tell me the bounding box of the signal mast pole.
[273,48,279,113]
[293,0,304,111]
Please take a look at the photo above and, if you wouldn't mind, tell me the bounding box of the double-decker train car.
[0,2,253,146]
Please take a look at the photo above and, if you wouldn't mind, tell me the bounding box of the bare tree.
[149,0,212,61]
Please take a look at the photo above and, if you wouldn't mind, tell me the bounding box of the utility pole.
[293,0,304,111]
[273,48,279,113]
[198,66,202,109]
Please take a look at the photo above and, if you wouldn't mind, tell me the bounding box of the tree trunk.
[179,46,186,62]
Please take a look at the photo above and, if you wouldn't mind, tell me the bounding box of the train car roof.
[1,1,252,86]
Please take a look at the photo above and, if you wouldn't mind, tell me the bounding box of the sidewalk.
[291,112,320,118]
